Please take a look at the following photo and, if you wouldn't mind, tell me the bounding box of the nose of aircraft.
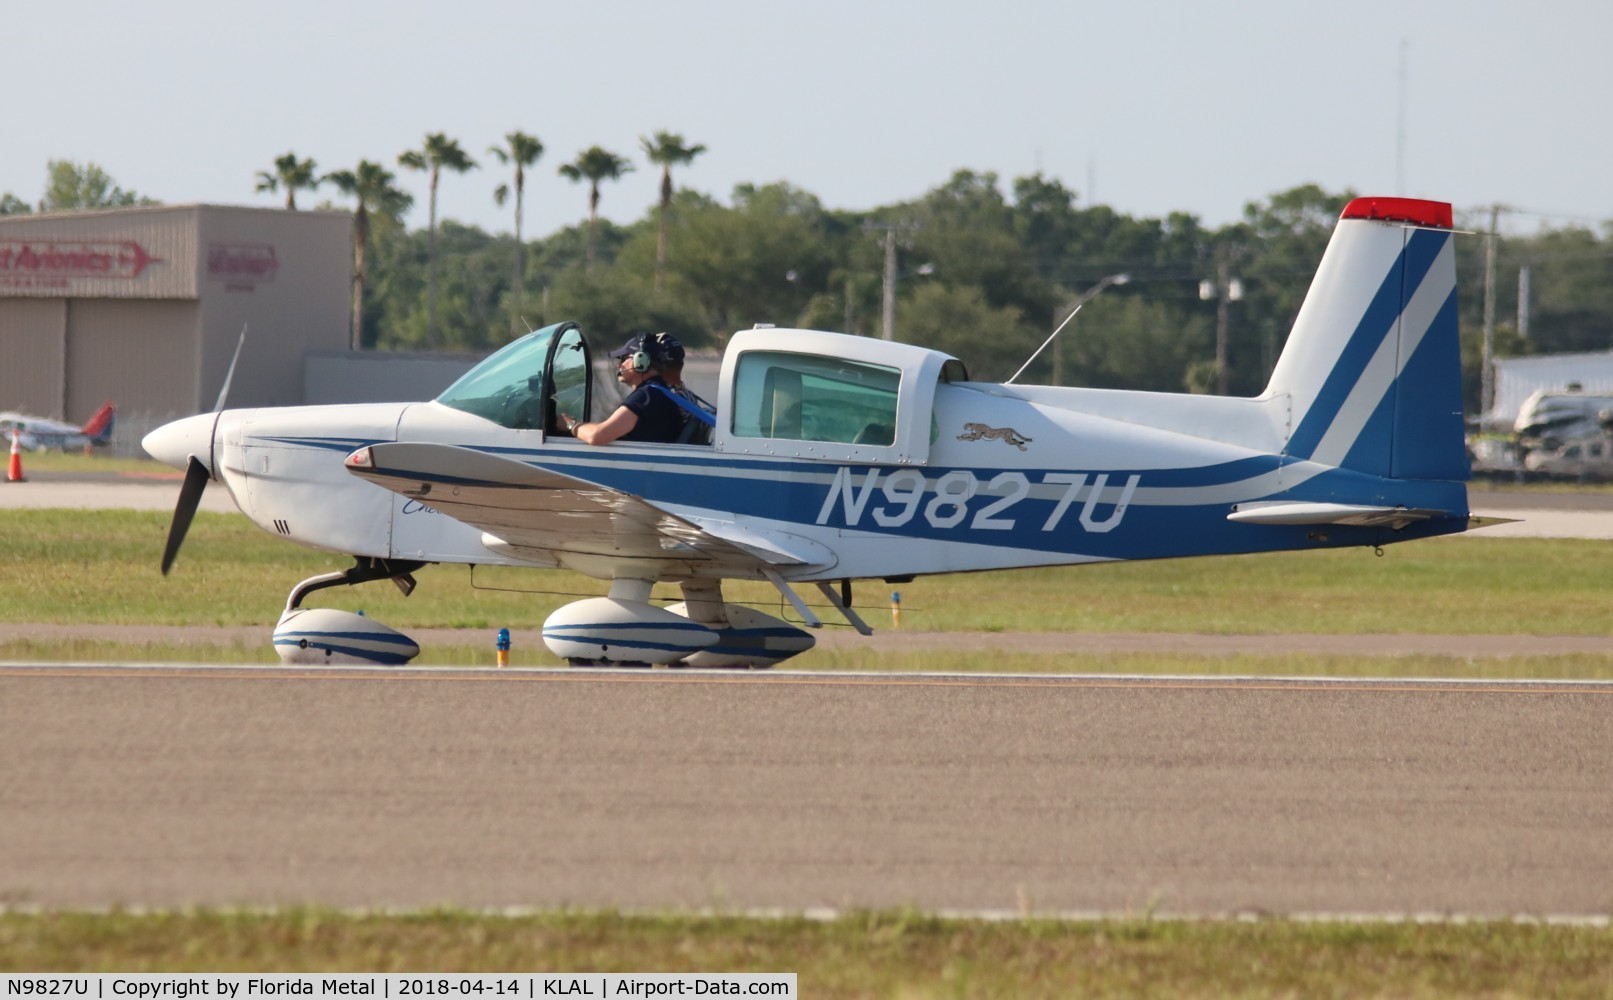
[142,413,218,473]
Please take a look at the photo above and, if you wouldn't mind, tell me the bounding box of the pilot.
[560,334,685,445]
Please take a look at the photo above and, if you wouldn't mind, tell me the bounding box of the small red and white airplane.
[1,401,116,452]
[143,197,1486,667]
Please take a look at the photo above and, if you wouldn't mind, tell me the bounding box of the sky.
[8,0,1611,239]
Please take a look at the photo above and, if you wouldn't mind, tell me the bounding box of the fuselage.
[144,341,1470,584]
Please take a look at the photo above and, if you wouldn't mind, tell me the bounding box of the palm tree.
[254,152,320,210]
[325,161,414,351]
[558,146,634,270]
[488,130,544,333]
[639,131,706,292]
[398,133,478,347]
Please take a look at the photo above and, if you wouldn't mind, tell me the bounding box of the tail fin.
[80,401,116,444]
[1264,198,1466,481]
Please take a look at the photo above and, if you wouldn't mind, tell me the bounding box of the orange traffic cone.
[6,431,24,483]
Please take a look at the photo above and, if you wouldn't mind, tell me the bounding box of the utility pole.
[882,228,897,341]
[865,222,918,341]
[1518,265,1531,340]
[1481,204,1500,416]
[1201,252,1244,395]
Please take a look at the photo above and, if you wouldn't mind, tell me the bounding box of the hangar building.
[0,204,351,442]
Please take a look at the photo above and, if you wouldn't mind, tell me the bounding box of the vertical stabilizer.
[1264,198,1466,482]
[81,401,116,444]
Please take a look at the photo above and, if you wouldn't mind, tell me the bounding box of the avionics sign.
[0,239,162,290]
[207,242,278,287]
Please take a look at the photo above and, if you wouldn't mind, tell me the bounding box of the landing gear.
[284,557,425,610]
[272,557,427,666]
[543,578,816,669]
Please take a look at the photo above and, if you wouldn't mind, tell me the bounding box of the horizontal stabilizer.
[1227,501,1446,530]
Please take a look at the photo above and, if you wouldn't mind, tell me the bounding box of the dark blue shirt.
[620,376,685,443]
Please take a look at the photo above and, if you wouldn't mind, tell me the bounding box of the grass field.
[5,498,1612,994]
[6,507,1613,646]
[2,910,1611,999]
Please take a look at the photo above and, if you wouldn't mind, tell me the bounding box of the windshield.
[437,323,583,430]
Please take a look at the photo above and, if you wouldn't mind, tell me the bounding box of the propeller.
[161,456,211,575]
[150,325,247,575]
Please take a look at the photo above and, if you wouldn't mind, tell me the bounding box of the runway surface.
[3,664,1611,919]
[4,477,1611,919]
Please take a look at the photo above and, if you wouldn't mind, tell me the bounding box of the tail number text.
[815,468,1140,533]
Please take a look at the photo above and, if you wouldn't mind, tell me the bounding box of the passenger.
[644,331,716,443]
[559,334,685,445]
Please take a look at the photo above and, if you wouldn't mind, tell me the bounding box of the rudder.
[1264,197,1466,482]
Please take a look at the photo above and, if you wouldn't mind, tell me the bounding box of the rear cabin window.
[732,351,900,446]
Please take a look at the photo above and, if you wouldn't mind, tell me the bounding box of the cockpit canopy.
[436,322,591,433]
[435,321,966,464]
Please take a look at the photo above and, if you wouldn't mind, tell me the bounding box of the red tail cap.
[1341,197,1453,229]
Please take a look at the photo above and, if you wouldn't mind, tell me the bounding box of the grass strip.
[1,910,1610,999]
[7,510,1613,636]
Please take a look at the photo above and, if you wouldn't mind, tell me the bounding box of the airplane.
[1,401,116,452]
[1510,388,1613,478]
[142,195,1484,668]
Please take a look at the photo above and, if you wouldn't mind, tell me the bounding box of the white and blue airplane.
[143,196,1481,667]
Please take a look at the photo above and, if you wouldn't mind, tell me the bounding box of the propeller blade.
[213,324,247,412]
[161,456,210,575]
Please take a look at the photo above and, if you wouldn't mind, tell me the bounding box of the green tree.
[254,152,320,210]
[1064,295,1213,392]
[39,161,151,212]
[898,282,1033,381]
[488,130,545,334]
[639,131,707,292]
[655,183,834,336]
[558,146,635,271]
[399,133,479,347]
[1508,227,1613,355]
[909,170,1050,319]
[1233,184,1356,392]
[0,193,30,215]
[325,161,415,350]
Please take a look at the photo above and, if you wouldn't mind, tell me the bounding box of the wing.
[1226,501,1448,530]
[346,442,835,577]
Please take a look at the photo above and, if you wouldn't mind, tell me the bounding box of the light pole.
[1009,273,1129,385]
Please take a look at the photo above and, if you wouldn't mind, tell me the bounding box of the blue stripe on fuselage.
[364,444,1465,562]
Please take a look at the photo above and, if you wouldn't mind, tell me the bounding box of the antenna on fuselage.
[1007,304,1084,386]
[1005,273,1129,385]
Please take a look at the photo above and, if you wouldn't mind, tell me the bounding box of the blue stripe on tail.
[1285,227,1454,478]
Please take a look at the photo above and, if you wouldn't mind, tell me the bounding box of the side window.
[732,351,900,445]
